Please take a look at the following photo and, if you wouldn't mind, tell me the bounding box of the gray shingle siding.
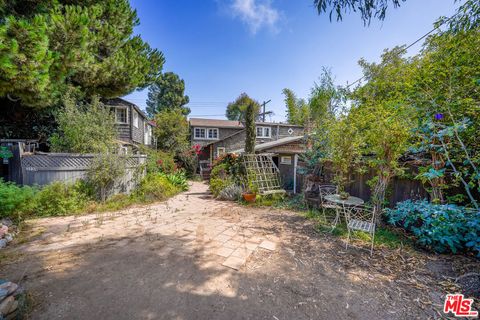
[191,127,243,147]
[105,98,150,146]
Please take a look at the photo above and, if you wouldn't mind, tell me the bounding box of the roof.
[189,118,243,128]
[105,98,149,120]
[189,118,304,128]
[232,135,305,154]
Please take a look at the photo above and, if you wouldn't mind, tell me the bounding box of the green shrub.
[163,171,188,191]
[142,149,177,174]
[134,173,180,202]
[91,194,135,212]
[34,181,90,216]
[86,153,126,202]
[212,153,244,183]
[210,163,229,180]
[209,177,233,198]
[49,94,117,153]
[386,200,480,256]
[0,179,37,221]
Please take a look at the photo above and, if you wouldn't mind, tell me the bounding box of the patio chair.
[318,184,338,223]
[343,205,377,255]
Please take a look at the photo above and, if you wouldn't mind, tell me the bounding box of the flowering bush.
[386,200,480,256]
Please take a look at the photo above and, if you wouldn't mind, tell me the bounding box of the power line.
[345,9,461,88]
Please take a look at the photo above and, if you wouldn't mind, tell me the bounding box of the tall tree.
[282,88,309,125]
[146,72,190,117]
[244,101,258,154]
[225,93,260,121]
[0,0,164,108]
[153,108,189,152]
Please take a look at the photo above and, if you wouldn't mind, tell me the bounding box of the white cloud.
[230,0,281,34]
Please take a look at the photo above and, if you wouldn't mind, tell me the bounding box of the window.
[217,147,226,157]
[194,127,218,140]
[133,110,139,128]
[208,128,218,139]
[256,126,271,138]
[280,156,292,165]
[115,107,128,124]
[194,128,206,139]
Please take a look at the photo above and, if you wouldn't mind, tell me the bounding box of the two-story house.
[189,118,305,192]
[105,98,155,150]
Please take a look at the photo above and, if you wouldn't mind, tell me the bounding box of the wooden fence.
[12,151,146,195]
[303,162,430,207]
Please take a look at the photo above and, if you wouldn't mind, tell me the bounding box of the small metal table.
[324,194,365,227]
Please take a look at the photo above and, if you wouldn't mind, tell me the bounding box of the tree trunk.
[372,170,391,225]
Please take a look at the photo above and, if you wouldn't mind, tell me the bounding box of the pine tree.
[0,0,165,109]
[146,72,190,117]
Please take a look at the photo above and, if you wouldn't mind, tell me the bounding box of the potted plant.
[242,180,257,203]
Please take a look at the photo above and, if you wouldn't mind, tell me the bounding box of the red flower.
[192,144,202,155]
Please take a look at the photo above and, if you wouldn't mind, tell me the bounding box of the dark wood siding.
[116,123,131,143]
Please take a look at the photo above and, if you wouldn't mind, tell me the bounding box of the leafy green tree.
[226,93,260,121]
[350,47,416,214]
[0,0,164,109]
[49,93,117,153]
[411,21,480,208]
[328,115,363,192]
[146,72,190,117]
[313,0,404,24]
[282,88,309,125]
[153,108,189,152]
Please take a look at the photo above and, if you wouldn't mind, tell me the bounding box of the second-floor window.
[194,128,206,139]
[256,126,271,138]
[194,127,218,140]
[208,128,218,139]
[115,107,128,124]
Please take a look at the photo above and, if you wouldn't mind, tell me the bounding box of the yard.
[1,181,478,319]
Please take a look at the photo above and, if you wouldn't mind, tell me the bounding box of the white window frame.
[194,127,219,140]
[208,128,219,139]
[280,156,292,165]
[115,107,129,124]
[194,127,206,139]
[217,147,226,157]
[256,126,271,138]
[133,110,139,128]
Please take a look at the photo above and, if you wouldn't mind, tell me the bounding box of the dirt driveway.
[0,182,474,319]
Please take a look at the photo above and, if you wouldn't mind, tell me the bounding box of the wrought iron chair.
[318,184,338,223]
[343,205,377,255]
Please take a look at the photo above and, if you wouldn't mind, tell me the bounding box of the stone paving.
[20,181,279,271]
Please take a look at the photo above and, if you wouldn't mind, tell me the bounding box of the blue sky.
[124,0,460,121]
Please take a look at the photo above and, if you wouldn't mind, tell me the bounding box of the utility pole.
[259,99,272,122]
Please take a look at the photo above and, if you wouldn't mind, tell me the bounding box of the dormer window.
[256,126,271,138]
